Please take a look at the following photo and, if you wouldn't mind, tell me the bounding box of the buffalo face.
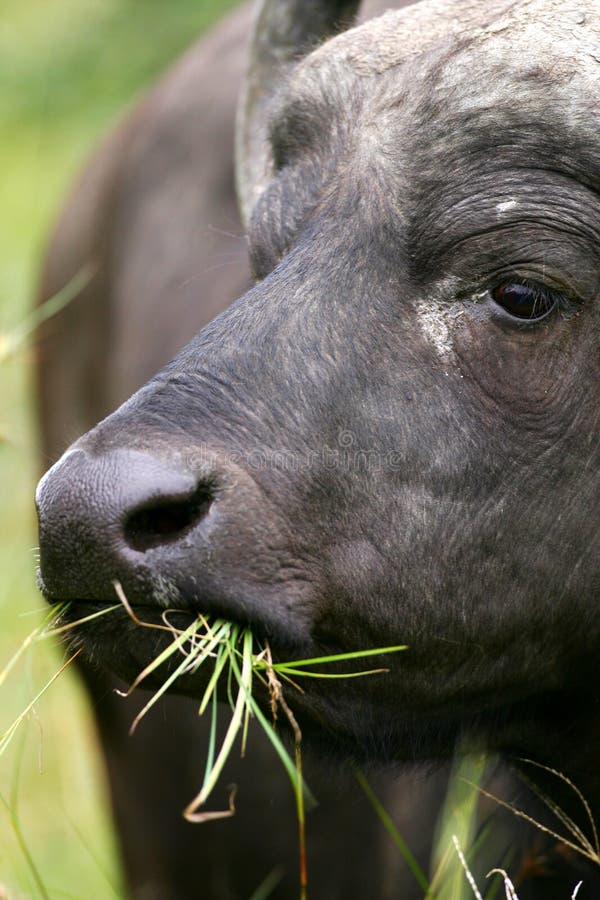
[37,0,600,769]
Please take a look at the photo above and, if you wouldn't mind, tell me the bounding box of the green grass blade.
[0,266,94,363]
[227,638,313,805]
[248,866,286,900]
[62,810,121,899]
[354,767,430,895]
[0,624,45,689]
[42,603,120,639]
[0,604,67,688]
[0,790,50,900]
[199,641,231,716]
[272,666,390,680]
[124,617,201,695]
[182,622,232,675]
[202,689,219,788]
[225,626,240,712]
[429,753,488,900]
[245,689,314,808]
[184,631,254,821]
[240,633,253,758]
[0,650,81,756]
[264,644,407,671]
[128,631,217,734]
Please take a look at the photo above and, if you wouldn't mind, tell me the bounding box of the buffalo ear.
[236,0,360,228]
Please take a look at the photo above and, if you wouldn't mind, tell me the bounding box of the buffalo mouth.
[40,578,317,694]
[39,581,415,758]
[39,575,561,767]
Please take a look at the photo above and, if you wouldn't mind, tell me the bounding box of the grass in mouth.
[111,581,407,899]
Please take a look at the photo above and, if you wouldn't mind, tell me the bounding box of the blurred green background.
[0,1,238,895]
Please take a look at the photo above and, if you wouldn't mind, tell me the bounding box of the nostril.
[124,482,214,552]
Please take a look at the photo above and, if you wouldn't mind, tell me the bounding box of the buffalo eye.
[491,280,558,321]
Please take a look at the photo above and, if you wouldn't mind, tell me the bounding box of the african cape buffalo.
[36,0,600,897]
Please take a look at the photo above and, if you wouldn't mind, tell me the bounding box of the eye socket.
[490,280,559,321]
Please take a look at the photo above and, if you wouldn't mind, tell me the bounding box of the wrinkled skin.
[37,0,600,896]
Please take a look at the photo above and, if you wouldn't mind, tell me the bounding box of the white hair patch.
[496,199,518,213]
[416,301,456,363]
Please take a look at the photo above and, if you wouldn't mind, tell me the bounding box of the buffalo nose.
[36,448,215,601]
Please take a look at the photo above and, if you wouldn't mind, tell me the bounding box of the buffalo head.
[36,0,600,795]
